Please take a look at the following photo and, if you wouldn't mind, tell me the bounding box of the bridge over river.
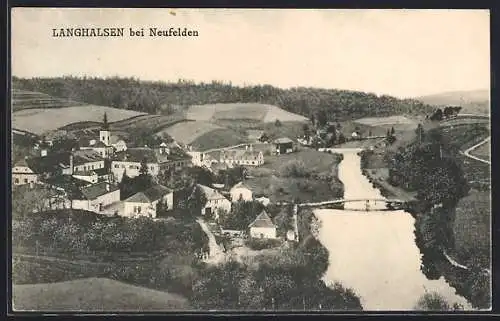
[298,198,409,211]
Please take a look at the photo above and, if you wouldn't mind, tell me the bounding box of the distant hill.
[416,89,490,115]
[13,277,190,312]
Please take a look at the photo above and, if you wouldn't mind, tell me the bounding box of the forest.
[12,76,436,121]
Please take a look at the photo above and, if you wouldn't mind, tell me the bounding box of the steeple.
[102,112,109,130]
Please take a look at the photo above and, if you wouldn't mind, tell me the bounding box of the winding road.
[196,218,226,264]
[461,136,491,165]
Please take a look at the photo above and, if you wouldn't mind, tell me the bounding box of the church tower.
[99,112,110,146]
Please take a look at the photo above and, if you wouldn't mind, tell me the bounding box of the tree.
[275,119,282,127]
[415,124,425,144]
[302,124,310,139]
[139,158,149,176]
[414,292,454,311]
[390,126,395,136]
[187,185,208,217]
[316,110,328,127]
[337,133,346,144]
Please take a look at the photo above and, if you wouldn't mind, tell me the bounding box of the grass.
[12,277,190,311]
[469,140,490,161]
[160,120,222,144]
[189,128,248,150]
[12,89,87,111]
[452,190,491,268]
[354,115,419,132]
[13,106,146,135]
[185,103,308,123]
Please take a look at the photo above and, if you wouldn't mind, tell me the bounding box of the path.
[461,136,490,165]
[442,250,491,275]
[196,218,226,264]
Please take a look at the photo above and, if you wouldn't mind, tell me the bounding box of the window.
[252,161,255,165]
[129,165,134,170]
[92,165,94,170]
[114,164,119,168]
[14,178,19,184]
[24,179,28,184]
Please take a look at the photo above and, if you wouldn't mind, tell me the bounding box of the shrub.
[245,237,282,251]
[279,160,310,178]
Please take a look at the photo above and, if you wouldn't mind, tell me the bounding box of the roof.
[78,182,119,200]
[110,135,125,144]
[221,149,262,161]
[93,167,110,176]
[26,152,71,174]
[113,148,158,164]
[197,184,228,201]
[231,181,252,191]
[72,150,104,166]
[42,174,90,191]
[248,210,275,228]
[273,137,294,144]
[125,184,172,203]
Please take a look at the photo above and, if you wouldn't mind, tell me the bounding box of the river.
[315,149,471,311]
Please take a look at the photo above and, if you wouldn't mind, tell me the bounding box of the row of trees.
[13,76,436,122]
[428,106,462,121]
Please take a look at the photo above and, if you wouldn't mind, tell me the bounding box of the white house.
[12,158,38,186]
[248,210,277,239]
[71,182,121,213]
[123,184,173,218]
[230,182,253,202]
[71,150,106,174]
[111,148,160,182]
[219,147,264,167]
[197,184,232,219]
[110,135,127,152]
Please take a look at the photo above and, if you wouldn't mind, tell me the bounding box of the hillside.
[13,76,436,122]
[12,89,87,111]
[13,277,190,311]
[185,103,309,123]
[416,89,490,115]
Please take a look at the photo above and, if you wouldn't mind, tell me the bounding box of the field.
[185,103,309,123]
[452,190,491,268]
[13,277,190,311]
[469,139,490,161]
[12,89,87,111]
[13,106,146,135]
[416,89,490,115]
[245,149,343,203]
[354,115,419,131]
[189,128,248,150]
[160,120,222,144]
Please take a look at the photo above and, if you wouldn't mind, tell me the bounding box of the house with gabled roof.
[12,158,39,186]
[111,147,160,182]
[273,137,295,155]
[124,184,173,218]
[248,210,277,239]
[197,184,231,219]
[70,182,121,213]
[230,181,253,202]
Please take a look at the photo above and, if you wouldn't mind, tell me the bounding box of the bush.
[245,237,282,251]
[279,160,310,178]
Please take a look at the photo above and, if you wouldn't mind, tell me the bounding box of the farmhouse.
[248,210,277,239]
[197,184,232,219]
[111,148,160,182]
[70,182,121,213]
[124,184,173,218]
[71,150,106,174]
[12,158,38,186]
[219,147,264,167]
[273,137,295,155]
[230,181,253,202]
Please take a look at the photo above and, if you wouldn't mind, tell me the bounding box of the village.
[13,112,366,261]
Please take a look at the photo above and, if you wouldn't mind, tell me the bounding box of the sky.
[11,8,490,98]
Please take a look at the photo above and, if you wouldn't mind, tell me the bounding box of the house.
[25,151,73,179]
[154,144,192,172]
[124,184,173,218]
[197,184,232,219]
[230,181,253,202]
[70,181,121,213]
[71,150,106,174]
[351,131,360,140]
[111,148,160,182]
[219,147,264,167]
[248,210,277,239]
[110,135,127,152]
[255,196,271,207]
[12,158,39,185]
[273,137,295,155]
[72,167,113,184]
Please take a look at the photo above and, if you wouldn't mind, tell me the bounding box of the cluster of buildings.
[13,113,301,239]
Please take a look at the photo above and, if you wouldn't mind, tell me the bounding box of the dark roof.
[73,150,104,166]
[248,211,275,228]
[42,174,90,191]
[94,167,110,176]
[273,137,294,144]
[113,148,158,163]
[78,182,119,200]
[26,152,71,174]
[125,184,172,203]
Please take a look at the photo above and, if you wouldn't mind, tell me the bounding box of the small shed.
[248,210,277,239]
[273,137,294,155]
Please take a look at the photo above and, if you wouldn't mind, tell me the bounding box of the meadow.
[160,120,222,145]
[13,277,190,311]
[13,106,146,135]
[12,89,86,111]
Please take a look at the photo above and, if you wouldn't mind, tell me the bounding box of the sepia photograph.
[10,8,491,312]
